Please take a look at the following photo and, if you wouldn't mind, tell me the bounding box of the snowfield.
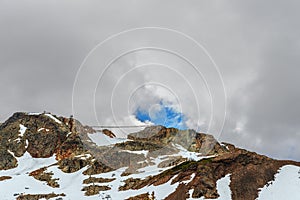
[0,151,211,200]
[0,152,101,200]
[1,153,300,200]
[175,144,216,161]
[87,132,128,146]
[1,150,300,199]
[257,165,300,200]
[0,152,58,199]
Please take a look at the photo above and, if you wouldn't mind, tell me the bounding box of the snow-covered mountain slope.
[1,155,300,200]
[0,144,214,199]
[257,165,300,200]
[1,112,300,200]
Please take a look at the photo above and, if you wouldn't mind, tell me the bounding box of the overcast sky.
[1,0,300,161]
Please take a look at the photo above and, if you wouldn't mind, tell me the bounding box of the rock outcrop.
[118,144,300,200]
[0,112,111,174]
[16,193,65,200]
[102,129,116,138]
[29,167,60,188]
[1,112,300,200]
[128,126,228,155]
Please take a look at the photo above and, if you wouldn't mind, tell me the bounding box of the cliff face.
[0,112,111,174]
[0,112,70,159]
[128,126,227,155]
[0,112,300,200]
[123,144,299,200]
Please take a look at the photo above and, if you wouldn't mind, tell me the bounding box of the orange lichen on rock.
[56,148,74,161]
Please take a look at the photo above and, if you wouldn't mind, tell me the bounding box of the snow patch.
[66,132,72,137]
[175,144,216,161]
[25,139,29,148]
[87,132,128,146]
[19,124,27,137]
[97,168,181,200]
[0,152,92,200]
[28,112,41,115]
[44,114,62,124]
[121,150,148,157]
[0,148,233,200]
[182,173,196,184]
[215,174,232,200]
[74,153,92,160]
[221,143,229,151]
[37,128,50,132]
[189,174,231,200]
[7,150,15,156]
[14,138,21,143]
[257,165,300,200]
[0,152,56,177]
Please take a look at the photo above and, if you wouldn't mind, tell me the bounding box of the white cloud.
[1,0,300,160]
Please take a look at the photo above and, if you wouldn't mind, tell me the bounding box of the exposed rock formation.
[128,126,228,155]
[0,175,12,181]
[0,112,111,175]
[16,193,65,200]
[81,185,111,196]
[1,112,300,200]
[29,167,60,188]
[0,149,17,170]
[83,176,115,184]
[118,144,300,200]
[102,129,116,138]
[126,192,154,200]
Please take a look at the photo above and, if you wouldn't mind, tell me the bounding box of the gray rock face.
[0,148,17,170]
[128,125,227,155]
[128,125,165,139]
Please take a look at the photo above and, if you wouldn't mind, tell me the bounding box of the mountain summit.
[0,112,299,200]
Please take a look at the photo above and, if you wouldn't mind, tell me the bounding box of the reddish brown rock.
[126,192,153,200]
[165,183,189,200]
[29,167,60,188]
[17,193,65,200]
[81,185,111,196]
[102,129,116,138]
[119,145,300,200]
[0,176,12,181]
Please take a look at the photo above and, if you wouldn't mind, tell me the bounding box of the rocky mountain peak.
[1,112,300,200]
[128,125,227,155]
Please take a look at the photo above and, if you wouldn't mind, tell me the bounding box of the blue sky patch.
[135,102,187,129]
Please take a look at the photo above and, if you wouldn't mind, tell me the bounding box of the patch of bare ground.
[0,176,12,181]
[29,167,59,188]
[126,192,155,200]
[16,193,65,200]
[83,176,115,184]
[81,185,111,196]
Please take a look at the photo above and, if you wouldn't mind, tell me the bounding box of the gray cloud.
[1,0,300,160]
[218,0,300,161]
